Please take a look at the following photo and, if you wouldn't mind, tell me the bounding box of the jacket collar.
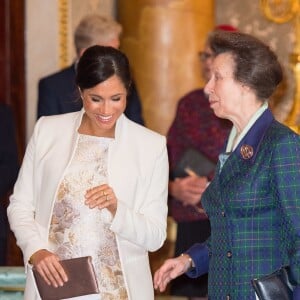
[232,108,274,163]
[74,108,127,141]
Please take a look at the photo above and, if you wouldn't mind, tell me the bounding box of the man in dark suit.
[38,14,144,125]
[0,103,19,265]
[38,64,80,117]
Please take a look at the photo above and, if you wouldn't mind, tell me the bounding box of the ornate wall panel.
[216,0,294,123]
[58,0,70,68]
[26,0,59,140]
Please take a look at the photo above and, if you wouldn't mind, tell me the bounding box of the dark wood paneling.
[0,0,25,266]
[0,0,25,156]
[9,0,26,157]
[0,1,9,104]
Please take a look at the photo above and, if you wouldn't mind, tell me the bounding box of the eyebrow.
[198,51,214,60]
[88,92,124,98]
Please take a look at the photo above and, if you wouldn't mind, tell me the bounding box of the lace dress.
[48,134,128,300]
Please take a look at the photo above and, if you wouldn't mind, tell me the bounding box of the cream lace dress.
[48,134,128,300]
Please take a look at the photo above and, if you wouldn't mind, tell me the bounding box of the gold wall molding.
[260,0,299,23]
[260,0,300,132]
[58,0,70,68]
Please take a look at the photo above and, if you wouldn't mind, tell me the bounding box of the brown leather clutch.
[32,256,99,300]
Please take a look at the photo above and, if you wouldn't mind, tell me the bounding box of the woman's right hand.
[29,249,68,287]
[153,254,192,292]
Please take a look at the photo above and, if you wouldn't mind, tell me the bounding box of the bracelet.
[180,253,195,270]
[29,255,34,264]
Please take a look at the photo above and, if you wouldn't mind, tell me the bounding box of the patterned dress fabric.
[49,134,128,300]
[187,109,300,299]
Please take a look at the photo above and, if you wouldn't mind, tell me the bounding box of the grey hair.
[74,14,122,55]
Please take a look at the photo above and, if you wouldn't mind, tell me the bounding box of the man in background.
[38,14,144,125]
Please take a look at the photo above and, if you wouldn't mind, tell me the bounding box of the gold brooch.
[240,144,253,159]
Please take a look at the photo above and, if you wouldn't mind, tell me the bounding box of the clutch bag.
[32,256,99,300]
[172,148,215,178]
[251,266,296,300]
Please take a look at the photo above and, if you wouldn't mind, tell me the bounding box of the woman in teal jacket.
[154,31,300,299]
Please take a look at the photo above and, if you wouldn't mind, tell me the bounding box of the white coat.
[7,110,169,300]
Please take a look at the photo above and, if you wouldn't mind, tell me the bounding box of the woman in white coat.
[8,45,169,300]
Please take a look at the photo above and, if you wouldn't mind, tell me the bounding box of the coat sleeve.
[185,242,209,278]
[294,286,300,300]
[37,78,60,118]
[7,119,49,265]
[124,82,144,126]
[271,132,300,291]
[110,136,169,252]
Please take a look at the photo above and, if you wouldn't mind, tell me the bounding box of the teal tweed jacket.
[186,109,300,300]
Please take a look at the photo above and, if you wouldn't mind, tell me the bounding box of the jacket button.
[226,295,230,300]
[227,251,232,258]
[221,211,225,217]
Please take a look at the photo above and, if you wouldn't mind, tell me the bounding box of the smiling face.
[204,52,246,123]
[80,74,127,137]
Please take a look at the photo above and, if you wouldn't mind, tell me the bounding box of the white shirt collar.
[226,102,268,153]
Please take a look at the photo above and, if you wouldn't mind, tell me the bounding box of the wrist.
[180,253,195,271]
[28,249,46,265]
[29,254,34,264]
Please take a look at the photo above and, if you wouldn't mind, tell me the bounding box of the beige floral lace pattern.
[49,134,128,299]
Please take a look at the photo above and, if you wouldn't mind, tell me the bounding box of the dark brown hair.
[76,45,132,92]
[208,31,283,100]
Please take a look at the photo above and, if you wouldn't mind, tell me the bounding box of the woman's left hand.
[85,184,117,215]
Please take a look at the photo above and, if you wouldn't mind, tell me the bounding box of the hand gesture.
[153,254,192,292]
[85,183,117,215]
[29,249,68,287]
